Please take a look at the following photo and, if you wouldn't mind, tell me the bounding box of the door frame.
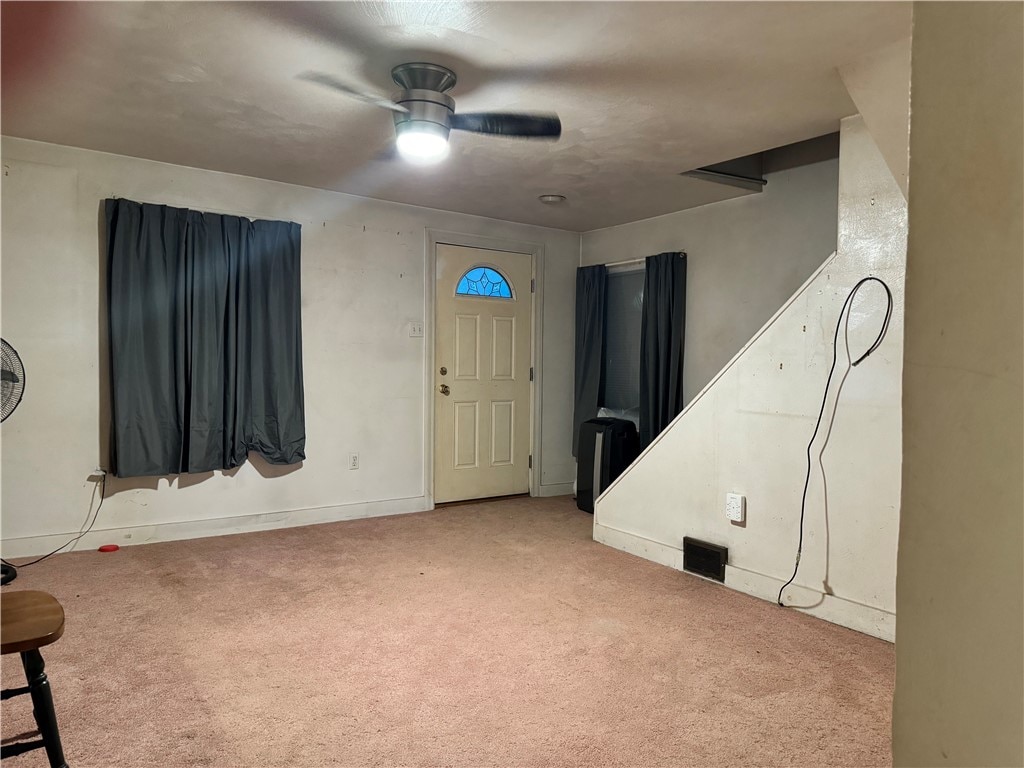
[424,229,544,508]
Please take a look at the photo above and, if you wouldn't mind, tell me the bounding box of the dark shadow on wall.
[102,458,302,497]
[248,453,303,478]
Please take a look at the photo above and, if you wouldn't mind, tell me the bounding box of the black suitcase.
[576,417,640,513]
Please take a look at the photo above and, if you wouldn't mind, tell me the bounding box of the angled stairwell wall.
[594,116,906,641]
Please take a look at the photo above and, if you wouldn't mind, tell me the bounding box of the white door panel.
[434,244,532,503]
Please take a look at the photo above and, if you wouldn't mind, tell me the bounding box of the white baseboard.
[593,520,680,567]
[726,564,895,641]
[538,482,574,498]
[593,521,895,642]
[1,496,430,559]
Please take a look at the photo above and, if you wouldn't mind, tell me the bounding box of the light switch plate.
[409,321,424,337]
[726,492,746,523]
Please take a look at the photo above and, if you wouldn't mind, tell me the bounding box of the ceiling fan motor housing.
[392,88,455,144]
[390,63,458,143]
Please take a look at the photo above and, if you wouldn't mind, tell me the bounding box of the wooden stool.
[1,590,69,768]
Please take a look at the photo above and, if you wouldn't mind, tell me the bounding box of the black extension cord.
[1,472,107,577]
[777,276,894,607]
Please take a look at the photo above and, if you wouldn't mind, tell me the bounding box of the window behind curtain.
[602,269,644,410]
[106,198,305,477]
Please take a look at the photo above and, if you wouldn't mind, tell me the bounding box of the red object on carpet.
[97,544,119,553]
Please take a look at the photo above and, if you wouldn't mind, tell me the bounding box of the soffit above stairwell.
[838,37,912,200]
[1,2,911,231]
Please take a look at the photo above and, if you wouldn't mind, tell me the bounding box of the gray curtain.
[106,198,305,477]
[640,252,687,447]
[572,265,607,457]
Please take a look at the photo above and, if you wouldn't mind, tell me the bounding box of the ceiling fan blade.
[450,113,561,139]
[297,71,408,113]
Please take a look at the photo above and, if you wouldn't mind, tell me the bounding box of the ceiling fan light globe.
[396,126,450,165]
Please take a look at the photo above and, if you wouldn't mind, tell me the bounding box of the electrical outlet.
[726,493,746,523]
[349,453,359,470]
[409,321,424,338]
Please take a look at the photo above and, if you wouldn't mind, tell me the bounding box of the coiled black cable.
[777,276,894,607]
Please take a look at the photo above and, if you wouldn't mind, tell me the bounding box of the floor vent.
[682,537,727,582]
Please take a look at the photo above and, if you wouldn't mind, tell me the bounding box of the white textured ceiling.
[1,2,911,231]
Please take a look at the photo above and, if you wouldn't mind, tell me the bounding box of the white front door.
[433,244,532,503]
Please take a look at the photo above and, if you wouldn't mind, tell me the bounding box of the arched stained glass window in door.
[455,266,513,299]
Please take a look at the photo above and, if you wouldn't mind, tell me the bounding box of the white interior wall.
[581,139,840,405]
[593,116,906,640]
[0,137,579,556]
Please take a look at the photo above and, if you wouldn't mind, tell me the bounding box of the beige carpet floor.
[1,496,894,767]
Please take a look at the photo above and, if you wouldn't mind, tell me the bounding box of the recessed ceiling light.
[538,194,567,205]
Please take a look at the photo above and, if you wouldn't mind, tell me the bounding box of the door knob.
[439,384,451,396]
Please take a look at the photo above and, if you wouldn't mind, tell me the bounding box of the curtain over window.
[572,264,607,457]
[639,252,687,447]
[106,198,305,477]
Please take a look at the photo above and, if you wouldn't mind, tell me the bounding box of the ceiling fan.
[300,62,561,165]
